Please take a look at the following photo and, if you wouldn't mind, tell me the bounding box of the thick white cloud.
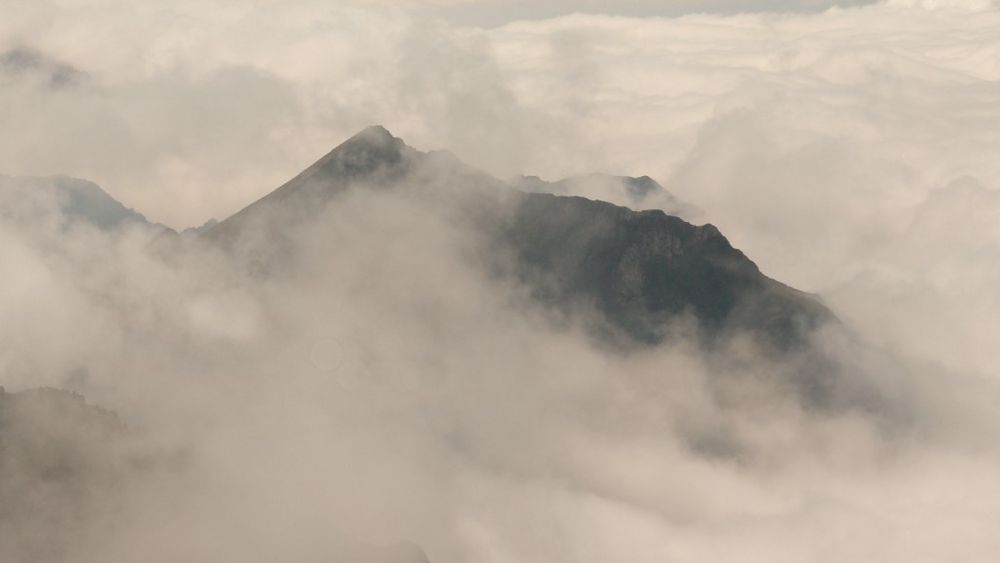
[3,181,998,563]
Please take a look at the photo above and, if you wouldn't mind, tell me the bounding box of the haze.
[2,1,999,562]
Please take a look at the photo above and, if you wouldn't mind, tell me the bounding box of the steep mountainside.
[205,126,832,349]
[497,192,828,347]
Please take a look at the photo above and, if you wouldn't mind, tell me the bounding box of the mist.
[3,1,1000,561]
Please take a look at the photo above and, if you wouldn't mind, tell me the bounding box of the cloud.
[4,0,998,229]
[3,1,1000,561]
[1,152,998,562]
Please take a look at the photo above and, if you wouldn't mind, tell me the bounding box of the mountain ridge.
[0,174,169,233]
[511,172,700,219]
[0,128,832,351]
[202,126,833,350]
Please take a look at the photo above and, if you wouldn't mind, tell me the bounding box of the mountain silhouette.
[204,126,832,351]
[0,175,164,232]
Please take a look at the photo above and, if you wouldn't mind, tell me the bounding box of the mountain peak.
[338,125,401,152]
[203,126,417,245]
[317,125,408,168]
[268,125,411,199]
[356,124,394,140]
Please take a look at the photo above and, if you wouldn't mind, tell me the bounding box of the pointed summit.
[322,125,406,166]
[244,125,415,203]
[349,124,396,145]
[204,126,419,246]
[290,125,410,189]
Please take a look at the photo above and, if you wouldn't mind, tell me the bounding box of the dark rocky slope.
[205,126,832,350]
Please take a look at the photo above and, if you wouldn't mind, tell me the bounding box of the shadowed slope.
[204,126,833,350]
[498,192,829,347]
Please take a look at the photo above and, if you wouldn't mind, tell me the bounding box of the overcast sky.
[377,0,879,26]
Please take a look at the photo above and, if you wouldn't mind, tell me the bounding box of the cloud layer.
[2,177,997,562]
[3,1,1000,561]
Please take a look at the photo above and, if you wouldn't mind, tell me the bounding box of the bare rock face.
[497,191,830,349]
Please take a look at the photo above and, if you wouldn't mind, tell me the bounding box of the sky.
[376,0,879,26]
[2,0,1000,561]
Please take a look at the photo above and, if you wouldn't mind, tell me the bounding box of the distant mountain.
[0,175,167,233]
[205,126,832,351]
